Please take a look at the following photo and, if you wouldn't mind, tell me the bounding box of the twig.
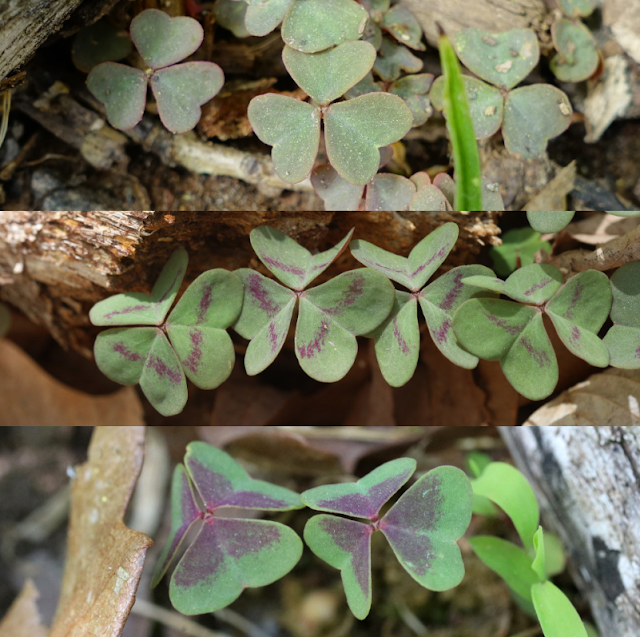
[213,607,272,637]
[273,426,427,441]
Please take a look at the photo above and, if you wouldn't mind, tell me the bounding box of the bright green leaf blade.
[311,164,365,211]
[603,325,640,369]
[86,62,148,130]
[466,451,493,478]
[503,85,572,160]
[365,174,416,211]
[380,466,473,591]
[170,518,303,614]
[281,0,369,53]
[304,515,373,619]
[151,464,201,588]
[543,531,567,578]
[248,94,321,184]
[468,535,538,600]
[373,36,423,82]
[130,9,203,70]
[382,5,425,51]
[501,311,558,400]
[504,264,563,304]
[283,41,376,105]
[532,526,546,582]
[471,461,539,550]
[89,248,188,326]
[324,93,413,185]
[372,292,420,387]
[94,326,157,385]
[452,298,536,361]
[609,261,640,327]
[532,581,589,637]
[244,0,295,36]
[527,211,576,233]
[453,28,540,90]
[72,19,133,73]
[214,0,250,38]
[0,303,10,338]
[490,227,552,277]
[558,0,597,18]
[547,312,609,367]
[550,20,599,83]
[139,330,188,416]
[151,62,224,134]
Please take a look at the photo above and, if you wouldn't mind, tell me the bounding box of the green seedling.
[526,211,576,233]
[452,263,612,400]
[361,0,426,52]
[87,9,224,133]
[248,40,412,185]
[490,227,552,276]
[0,302,10,337]
[302,459,473,619]
[430,28,573,159]
[558,0,597,19]
[90,249,244,416]
[603,261,640,369]
[152,442,303,615]
[72,19,133,73]
[468,457,590,637]
[233,225,394,382]
[550,19,599,83]
[350,223,496,386]
[373,36,424,81]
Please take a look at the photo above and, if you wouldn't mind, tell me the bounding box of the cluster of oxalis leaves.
[90,219,640,416]
[152,441,473,620]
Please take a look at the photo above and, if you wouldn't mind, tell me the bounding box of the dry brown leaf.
[49,427,152,637]
[0,580,48,637]
[525,368,640,426]
[565,212,640,245]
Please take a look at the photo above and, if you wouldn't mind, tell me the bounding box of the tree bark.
[500,427,640,637]
[0,211,501,357]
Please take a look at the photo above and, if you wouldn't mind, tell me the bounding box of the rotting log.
[501,427,640,637]
[0,212,501,357]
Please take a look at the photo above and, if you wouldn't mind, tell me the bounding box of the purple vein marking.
[297,322,329,359]
[261,256,305,277]
[104,304,150,320]
[196,285,213,325]
[563,281,583,320]
[325,274,365,315]
[520,337,551,368]
[371,261,405,275]
[312,260,331,271]
[523,277,553,298]
[182,329,203,373]
[147,354,182,384]
[636,343,640,359]
[157,266,185,303]
[393,317,410,355]
[247,273,281,317]
[485,312,522,335]
[268,322,279,353]
[439,271,464,311]
[569,324,581,344]
[409,247,448,278]
[431,318,451,345]
[113,342,143,362]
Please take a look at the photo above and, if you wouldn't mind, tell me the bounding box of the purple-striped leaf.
[184,442,303,512]
[151,464,202,588]
[250,225,354,291]
[546,313,609,367]
[379,466,472,591]
[89,248,188,326]
[170,517,303,614]
[301,458,416,519]
[303,515,373,619]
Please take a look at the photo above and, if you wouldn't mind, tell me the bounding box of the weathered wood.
[0,212,501,356]
[500,427,640,637]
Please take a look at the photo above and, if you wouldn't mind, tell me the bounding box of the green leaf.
[502,85,573,160]
[543,532,567,578]
[503,263,564,305]
[0,303,10,338]
[557,0,597,18]
[390,73,434,127]
[532,581,588,637]
[130,9,204,70]
[248,94,321,184]
[454,28,540,90]
[382,5,425,51]
[410,183,452,211]
[72,20,133,73]
[365,174,416,211]
[283,41,376,106]
[324,92,413,185]
[151,62,224,134]
[250,225,354,290]
[471,462,540,550]
[281,0,369,53]
[86,62,148,130]
[531,526,546,582]
[296,269,395,381]
[527,211,576,233]
[550,19,599,83]
[490,228,552,277]
[310,164,364,211]
[469,536,538,599]
[214,0,250,38]
[233,269,296,375]
[90,248,188,326]
[373,36,423,82]
[244,0,296,36]
[380,465,473,591]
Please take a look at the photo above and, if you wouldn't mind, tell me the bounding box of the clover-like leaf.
[365,174,416,211]
[531,526,546,582]
[0,302,10,338]
[214,0,250,38]
[550,19,599,83]
[382,5,425,51]
[311,164,365,211]
[490,228,552,277]
[296,269,395,381]
[247,94,321,183]
[233,270,297,375]
[603,261,640,368]
[410,182,452,211]
[324,92,413,185]
[90,248,189,326]
[532,581,589,637]
[454,28,539,90]
[558,0,597,18]
[373,36,423,82]
[390,73,434,127]
[86,62,148,130]
[130,8,204,70]
[502,85,573,159]
[151,62,224,134]
[281,0,369,53]
[282,41,376,106]
[527,211,576,233]
[244,0,296,37]
[72,19,133,73]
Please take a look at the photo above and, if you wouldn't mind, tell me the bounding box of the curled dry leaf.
[49,426,152,637]
[0,580,48,637]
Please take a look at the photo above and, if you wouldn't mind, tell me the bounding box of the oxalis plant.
[466,454,596,637]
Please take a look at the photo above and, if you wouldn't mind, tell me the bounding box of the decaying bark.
[0,212,501,357]
[501,427,640,637]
